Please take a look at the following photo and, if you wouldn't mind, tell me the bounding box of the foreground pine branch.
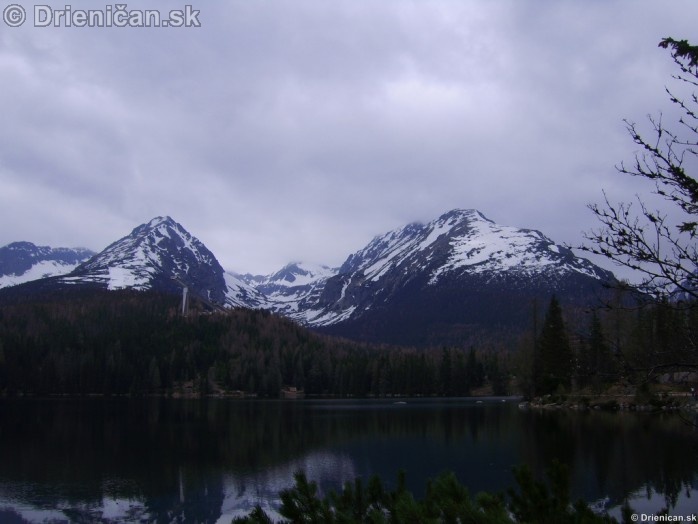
[233,462,629,524]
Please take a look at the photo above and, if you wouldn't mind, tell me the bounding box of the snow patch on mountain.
[0,242,95,289]
[224,271,269,308]
[107,266,150,290]
[0,259,80,288]
[430,216,567,282]
[303,305,357,326]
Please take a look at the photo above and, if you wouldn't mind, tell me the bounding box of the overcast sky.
[1,1,697,276]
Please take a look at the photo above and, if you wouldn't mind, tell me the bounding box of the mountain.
[0,210,618,346]
[55,217,265,308]
[279,209,616,345]
[0,241,94,289]
[239,262,338,321]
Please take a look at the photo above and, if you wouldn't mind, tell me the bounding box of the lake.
[0,397,697,522]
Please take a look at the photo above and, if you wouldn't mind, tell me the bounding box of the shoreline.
[519,392,698,413]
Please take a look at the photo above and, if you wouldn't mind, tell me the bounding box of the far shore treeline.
[1,286,697,400]
[0,289,501,397]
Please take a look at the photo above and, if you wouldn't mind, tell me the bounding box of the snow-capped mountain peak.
[71,216,214,290]
[0,242,95,289]
[289,209,616,332]
[427,209,609,283]
[244,261,338,321]
[337,209,609,287]
[267,262,337,287]
[1,209,618,347]
[58,217,265,308]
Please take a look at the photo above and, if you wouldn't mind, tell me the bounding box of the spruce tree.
[536,296,572,395]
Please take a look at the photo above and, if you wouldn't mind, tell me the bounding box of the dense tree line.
[516,293,698,398]
[0,289,503,397]
[3,287,693,399]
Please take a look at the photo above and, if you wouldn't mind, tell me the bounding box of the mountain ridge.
[0,241,95,289]
[268,209,615,334]
[52,216,265,309]
[0,209,617,346]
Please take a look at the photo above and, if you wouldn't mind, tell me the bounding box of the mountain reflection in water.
[0,398,696,523]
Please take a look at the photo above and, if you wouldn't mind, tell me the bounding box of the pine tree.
[536,296,572,395]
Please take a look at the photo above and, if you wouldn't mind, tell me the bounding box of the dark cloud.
[1,0,696,275]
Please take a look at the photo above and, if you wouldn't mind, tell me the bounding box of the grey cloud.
[1,0,697,275]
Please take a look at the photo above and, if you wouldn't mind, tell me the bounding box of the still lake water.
[0,397,697,522]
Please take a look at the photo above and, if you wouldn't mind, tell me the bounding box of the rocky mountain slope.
[0,242,94,289]
[22,217,266,308]
[238,262,337,320]
[0,210,617,345]
[275,209,616,344]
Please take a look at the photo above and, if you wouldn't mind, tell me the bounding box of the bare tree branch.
[579,38,698,304]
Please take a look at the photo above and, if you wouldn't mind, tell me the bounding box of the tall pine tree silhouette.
[536,296,572,395]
